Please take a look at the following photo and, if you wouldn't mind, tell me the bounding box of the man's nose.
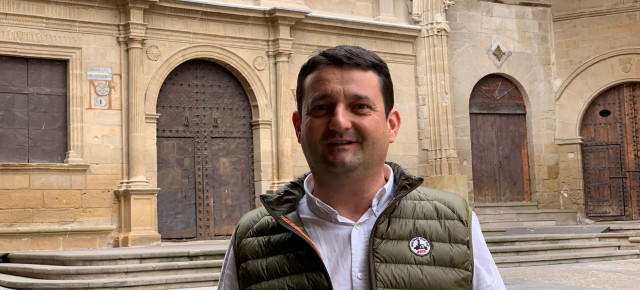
[328,106,352,132]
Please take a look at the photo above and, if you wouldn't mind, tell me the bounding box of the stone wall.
[448,0,557,206]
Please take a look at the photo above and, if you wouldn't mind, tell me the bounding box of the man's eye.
[312,105,328,111]
[354,104,370,110]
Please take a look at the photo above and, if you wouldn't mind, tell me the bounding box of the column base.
[630,237,640,243]
[267,180,289,194]
[116,231,161,247]
[426,174,469,201]
[115,187,161,247]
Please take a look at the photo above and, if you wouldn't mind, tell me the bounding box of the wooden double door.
[581,83,640,221]
[156,60,254,240]
[470,75,531,203]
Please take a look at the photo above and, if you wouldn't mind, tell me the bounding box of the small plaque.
[87,67,113,81]
[95,83,110,96]
[94,97,108,108]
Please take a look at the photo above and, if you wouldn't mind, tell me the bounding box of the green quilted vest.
[232,162,473,289]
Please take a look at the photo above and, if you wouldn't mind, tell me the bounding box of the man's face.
[292,65,400,176]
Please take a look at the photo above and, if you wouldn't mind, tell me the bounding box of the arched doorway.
[469,74,531,203]
[156,59,254,240]
[581,82,640,221]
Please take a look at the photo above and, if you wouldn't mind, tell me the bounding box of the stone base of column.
[115,187,161,247]
[426,174,469,201]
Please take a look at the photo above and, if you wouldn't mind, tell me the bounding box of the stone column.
[414,0,468,199]
[115,0,160,247]
[267,8,307,192]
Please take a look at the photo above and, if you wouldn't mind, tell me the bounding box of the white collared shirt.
[219,165,505,289]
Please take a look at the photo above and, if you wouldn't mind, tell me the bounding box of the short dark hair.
[295,45,394,117]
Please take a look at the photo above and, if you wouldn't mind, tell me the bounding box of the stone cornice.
[0,12,119,36]
[151,0,269,20]
[553,3,640,22]
[297,14,420,42]
[145,27,269,50]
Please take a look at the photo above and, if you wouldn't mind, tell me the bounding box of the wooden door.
[470,74,530,203]
[581,82,640,220]
[157,59,254,239]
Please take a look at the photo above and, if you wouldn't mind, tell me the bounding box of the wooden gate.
[581,82,640,220]
[470,74,530,203]
[156,59,254,240]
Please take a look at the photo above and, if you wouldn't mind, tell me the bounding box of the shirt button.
[354,224,361,230]
[357,272,364,280]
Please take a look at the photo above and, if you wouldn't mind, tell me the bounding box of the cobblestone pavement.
[499,259,640,290]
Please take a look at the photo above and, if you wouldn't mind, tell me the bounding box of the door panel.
[496,114,528,202]
[470,114,499,203]
[210,138,253,236]
[157,137,197,239]
[583,145,625,217]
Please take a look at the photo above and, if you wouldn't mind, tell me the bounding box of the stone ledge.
[0,163,90,173]
[0,225,115,236]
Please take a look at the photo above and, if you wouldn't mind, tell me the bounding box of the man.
[219,45,505,289]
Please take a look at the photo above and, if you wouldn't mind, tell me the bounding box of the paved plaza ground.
[500,259,640,289]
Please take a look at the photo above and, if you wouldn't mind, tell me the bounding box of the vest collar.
[259,162,424,219]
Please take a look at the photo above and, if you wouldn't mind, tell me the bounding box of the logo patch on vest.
[409,236,431,256]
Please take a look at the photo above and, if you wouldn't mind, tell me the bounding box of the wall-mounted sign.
[87,66,113,81]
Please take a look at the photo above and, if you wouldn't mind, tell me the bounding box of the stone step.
[0,260,222,280]
[476,209,579,225]
[479,219,557,228]
[494,249,640,267]
[473,202,539,213]
[484,232,630,247]
[6,243,227,266]
[0,272,219,290]
[488,241,621,257]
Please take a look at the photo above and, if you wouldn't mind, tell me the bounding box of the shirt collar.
[303,164,395,222]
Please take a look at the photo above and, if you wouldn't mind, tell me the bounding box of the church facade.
[1,0,639,251]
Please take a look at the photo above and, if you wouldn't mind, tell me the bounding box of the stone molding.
[0,225,115,235]
[0,163,89,173]
[554,3,640,22]
[0,12,118,36]
[0,42,85,164]
[555,48,640,140]
[144,44,270,120]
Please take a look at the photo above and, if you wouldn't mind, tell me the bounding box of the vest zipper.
[274,214,334,290]
[367,180,422,288]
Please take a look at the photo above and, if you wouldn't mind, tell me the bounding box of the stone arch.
[555,48,640,140]
[144,45,274,200]
[145,45,270,120]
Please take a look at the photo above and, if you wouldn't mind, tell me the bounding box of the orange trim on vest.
[280,215,323,259]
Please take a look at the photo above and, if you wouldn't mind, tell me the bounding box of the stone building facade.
[0,0,638,251]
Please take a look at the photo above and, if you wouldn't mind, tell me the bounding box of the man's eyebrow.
[306,93,329,104]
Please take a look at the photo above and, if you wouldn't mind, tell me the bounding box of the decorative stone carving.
[487,40,512,68]
[620,57,632,73]
[442,0,455,11]
[253,56,266,71]
[146,45,161,61]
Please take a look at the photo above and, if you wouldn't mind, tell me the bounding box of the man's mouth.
[328,140,355,145]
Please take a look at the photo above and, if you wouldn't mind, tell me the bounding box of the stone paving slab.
[500,258,640,289]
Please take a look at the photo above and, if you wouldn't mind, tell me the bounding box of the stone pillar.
[267,8,307,192]
[414,0,468,199]
[115,0,160,247]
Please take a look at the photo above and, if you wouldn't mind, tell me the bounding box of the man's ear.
[387,109,401,143]
[292,111,302,143]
